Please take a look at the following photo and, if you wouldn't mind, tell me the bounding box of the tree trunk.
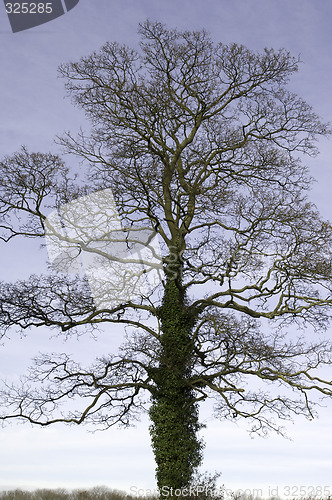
[149,278,203,493]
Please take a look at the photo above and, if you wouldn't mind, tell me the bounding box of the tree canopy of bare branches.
[1,20,332,492]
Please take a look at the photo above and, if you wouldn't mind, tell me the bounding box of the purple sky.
[1,0,332,495]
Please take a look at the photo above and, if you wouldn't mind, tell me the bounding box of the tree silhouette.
[1,20,332,493]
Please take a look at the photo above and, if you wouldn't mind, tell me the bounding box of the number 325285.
[5,3,53,14]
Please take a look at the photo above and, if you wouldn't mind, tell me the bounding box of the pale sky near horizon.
[1,0,332,496]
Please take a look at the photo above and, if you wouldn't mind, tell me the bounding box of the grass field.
[0,488,331,500]
[0,488,138,500]
[0,488,134,500]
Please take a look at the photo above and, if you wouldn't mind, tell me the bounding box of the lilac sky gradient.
[1,0,332,495]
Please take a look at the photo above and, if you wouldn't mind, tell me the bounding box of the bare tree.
[1,20,332,493]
